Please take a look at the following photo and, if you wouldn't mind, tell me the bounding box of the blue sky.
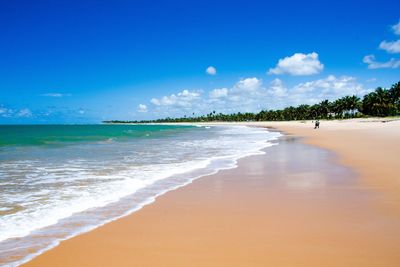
[0,0,399,123]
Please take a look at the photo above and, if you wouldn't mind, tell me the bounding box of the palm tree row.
[104,81,400,123]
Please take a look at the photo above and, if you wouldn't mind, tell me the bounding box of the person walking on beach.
[314,120,320,129]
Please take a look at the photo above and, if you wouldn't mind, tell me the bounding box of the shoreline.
[22,120,400,266]
[0,126,279,266]
[195,119,400,214]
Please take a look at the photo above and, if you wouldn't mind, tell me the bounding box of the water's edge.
[1,126,281,267]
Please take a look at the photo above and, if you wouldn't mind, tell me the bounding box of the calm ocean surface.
[0,124,280,266]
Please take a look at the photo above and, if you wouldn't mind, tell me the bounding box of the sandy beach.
[3,2,399,266]
[23,119,400,267]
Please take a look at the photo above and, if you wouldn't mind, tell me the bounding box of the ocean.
[0,124,280,266]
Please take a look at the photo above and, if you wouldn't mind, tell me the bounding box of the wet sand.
[258,119,400,216]
[24,123,400,266]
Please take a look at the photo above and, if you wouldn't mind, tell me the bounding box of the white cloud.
[149,78,265,115]
[392,21,400,35]
[206,66,217,75]
[17,108,32,118]
[205,78,266,112]
[137,104,148,113]
[268,79,288,98]
[146,75,367,117]
[379,40,400,53]
[364,21,400,68]
[268,52,324,76]
[150,98,160,105]
[209,88,228,98]
[220,78,264,105]
[0,106,94,121]
[293,75,361,94]
[232,77,262,92]
[288,75,368,106]
[0,106,33,118]
[363,54,400,69]
[150,89,202,108]
[41,93,71,97]
[224,76,366,110]
[0,107,13,117]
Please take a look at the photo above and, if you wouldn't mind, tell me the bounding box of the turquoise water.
[0,124,194,147]
[0,124,280,266]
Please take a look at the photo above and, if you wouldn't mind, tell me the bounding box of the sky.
[0,0,399,123]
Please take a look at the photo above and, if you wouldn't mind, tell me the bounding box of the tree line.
[104,81,400,123]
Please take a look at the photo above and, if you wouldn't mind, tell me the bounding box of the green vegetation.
[104,81,400,123]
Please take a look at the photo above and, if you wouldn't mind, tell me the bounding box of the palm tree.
[389,82,400,114]
[389,82,400,101]
[309,104,321,119]
[295,105,310,120]
[348,95,361,112]
[362,87,395,116]
[331,99,345,118]
[318,100,330,119]
[340,95,361,117]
